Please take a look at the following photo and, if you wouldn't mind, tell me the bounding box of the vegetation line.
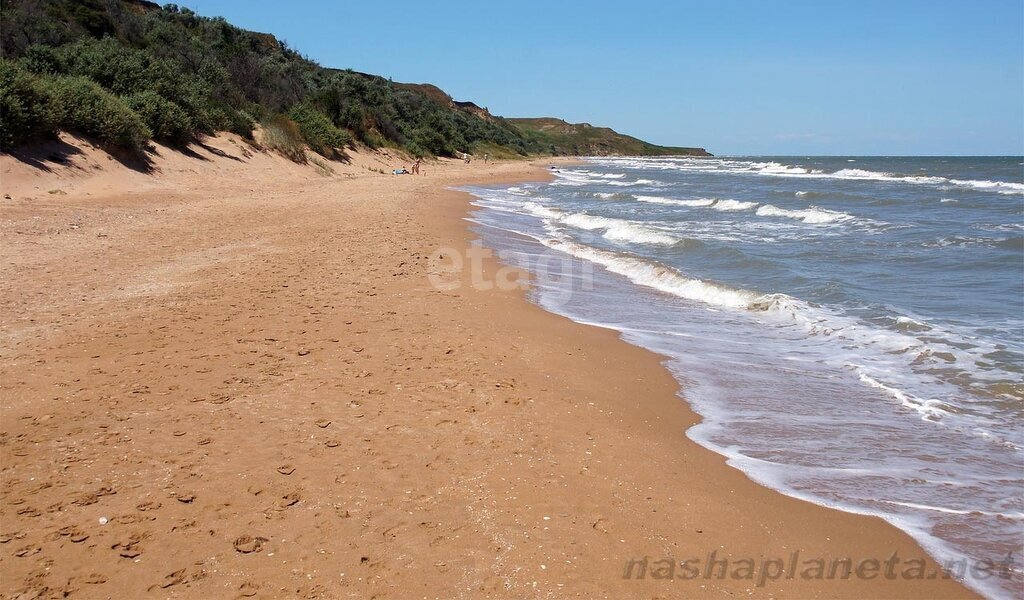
[0,0,709,159]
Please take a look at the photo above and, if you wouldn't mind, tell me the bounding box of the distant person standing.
[412,158,421,175]
[484,153,490,164]
[463,152,470,164]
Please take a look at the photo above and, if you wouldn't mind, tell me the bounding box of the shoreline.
[453,163,1010,599]
[425,164,983,597]
[0,139,977,598]
[439,164,983,599]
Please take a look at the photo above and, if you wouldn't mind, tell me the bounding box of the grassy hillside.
[509,118,711,157]
[0,0,708,160]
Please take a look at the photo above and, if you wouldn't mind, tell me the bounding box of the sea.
[459,156,1024,599]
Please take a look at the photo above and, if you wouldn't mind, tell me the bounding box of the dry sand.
[0,135,976,598]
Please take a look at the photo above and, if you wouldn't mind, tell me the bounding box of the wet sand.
[0,135,976,598]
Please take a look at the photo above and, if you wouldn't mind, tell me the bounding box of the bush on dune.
[260,115,305,163]
[287,103,351,158]
[0,58,151,151]
[124,90,193,144]
[0,59,57,148]
[0,2,547,157]
[45,75,151,150]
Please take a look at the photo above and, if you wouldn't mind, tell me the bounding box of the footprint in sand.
[315,419,331,428]
[156,568,188,589]
[277,491,301,509]
[13,545,41,557]
[276,465,295,475]
[233,535,269,554]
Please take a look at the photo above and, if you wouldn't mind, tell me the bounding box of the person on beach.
[484,153,490,164]
[463,152,470,164]
[412,158,421,175]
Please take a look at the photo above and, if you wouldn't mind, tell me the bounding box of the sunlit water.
[460,156,1024,598]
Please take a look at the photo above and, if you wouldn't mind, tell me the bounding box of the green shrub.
[18,45,62,75]
[45,75,150,149]
[412,126,451,157]
[125,90,193,144]
[287,103,351,157]
[225,109,255,139]
[261,115,305,162]
[0,3,548,157]
[0,59,56,148]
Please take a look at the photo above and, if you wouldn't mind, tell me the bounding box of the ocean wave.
[881,500,1024,519]
[855,370,951,421]
[760,163,823,175]
[948,178,1024,194]
[588,157,1024,194]
[522,202,678,246]
[755,204,852,224]
[559,213,679,246]
[543,237,756,308]
[638,195,852,224]
[922,235,1022,249]
[818,169,1024,194]
[895,316,933,333]
[513,194,1012,436]
[711,199,758,211]
[635,195,716,207]
[522,201,564,220]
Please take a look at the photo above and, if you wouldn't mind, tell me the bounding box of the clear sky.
[190,0,1023,155]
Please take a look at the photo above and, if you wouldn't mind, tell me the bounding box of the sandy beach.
[0,136,976,598]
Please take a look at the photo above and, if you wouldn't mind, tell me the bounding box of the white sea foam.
[758,163,822,175]
[711,199,758,211]
[588,157,1024,194]
[559,213,678,246]
[522,202,677,246]
[543,237,756,308]
[948,178,1024,193]
[521,201,564,219]
[635,195,716,207]
[881,500,1024,519]
[755,204,852,224]
[895,315,932,332]
[855,369,950,421]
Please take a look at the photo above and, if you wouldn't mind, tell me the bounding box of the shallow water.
[460,155,1024,599]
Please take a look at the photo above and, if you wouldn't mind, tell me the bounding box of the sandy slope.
[0,135,975,598]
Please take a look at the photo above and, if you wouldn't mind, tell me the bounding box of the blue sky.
[191,0,1023,155]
